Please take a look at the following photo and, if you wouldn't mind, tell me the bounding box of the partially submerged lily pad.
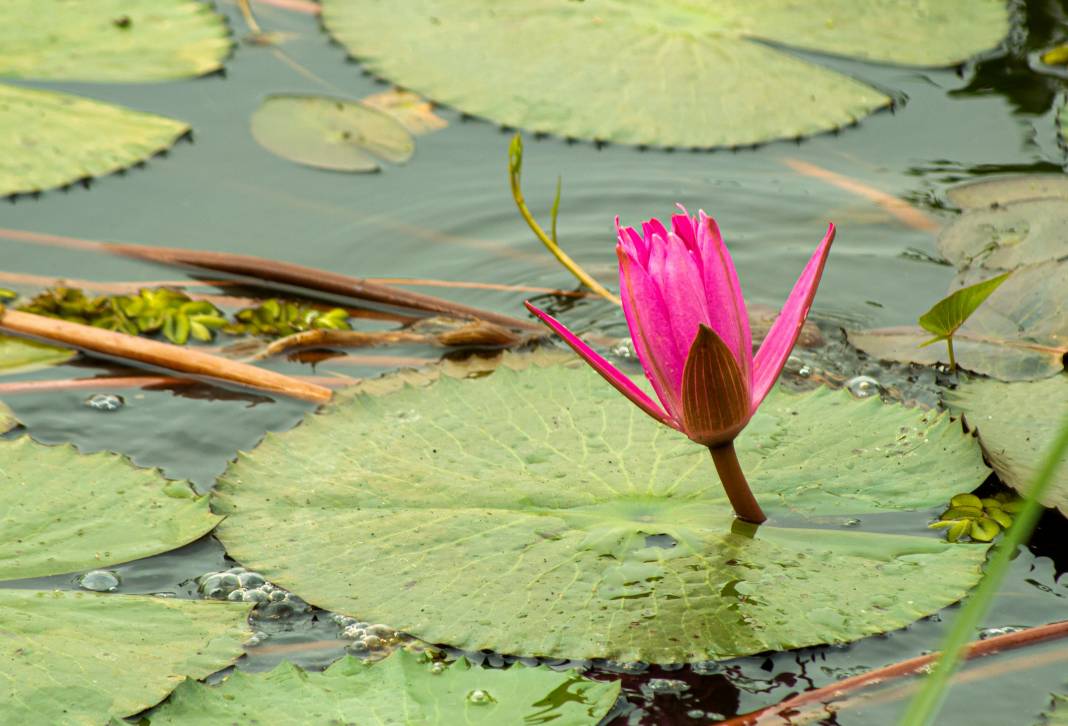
[0,84,190,196]
[949,376,1068,517]
[848,261,1067,381]
[0,436,220,581]
[0,590,249,725]
[945,174,1068,210]
[143,651,619,725]
[0,333,75,374]
[1044,694,1068,725]
[0,0,230,81]
[937,198,1068,271]
[250,94,415,172]
[216,357,990,662]
[0,401,14,434]
[320,0,1007,148]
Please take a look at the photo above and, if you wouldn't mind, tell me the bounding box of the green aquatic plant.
[928,492,1022,543]
[902,408,1068,725]
[917,271,1011,372]
[225,298,351,337]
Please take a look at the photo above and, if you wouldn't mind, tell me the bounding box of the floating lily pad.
[0,401,14,434]
[938,198,1068,271]
[320,0,1007,148]
[0,436,220,581]
[215,357,990,662]
[949,376,1068,517]
[1044,694,1068,725]
[946,174,1068,210]
[250,94,415,172]
[0,333,75,374]
[0,84,190,197]
[143,651,619,725]
[0,589,250,725]
[0,0,230,82]
[848,261,1067,381]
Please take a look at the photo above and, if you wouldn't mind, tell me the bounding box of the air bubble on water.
[466,689,495,705]
[690,661,720,676]
[642,678,690,697]
[611,340,635,359]
[78,569,120,592]
[846,375,881,398]
[798,365,812,377]
[431,661,446,674]
[842,518,861,527]
[979,625,1026,639]
[84,393,124,412]
[244,631,269,647]
[687,710,705,719]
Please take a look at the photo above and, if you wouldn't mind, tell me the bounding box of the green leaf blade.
[918,271,1011,338]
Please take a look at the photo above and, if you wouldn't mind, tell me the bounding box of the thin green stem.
[946,336,956,373]
[708,442,766,524]
[508,134,621,305]
[900,411,1068,726]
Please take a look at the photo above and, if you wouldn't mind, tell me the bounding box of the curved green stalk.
[901,410,1068,725]
[508,134,621,305]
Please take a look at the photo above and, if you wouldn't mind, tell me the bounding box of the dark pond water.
[2,0,1067,723]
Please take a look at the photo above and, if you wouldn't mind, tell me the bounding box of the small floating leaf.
[0,590,249,725]
[142,651,619,725]
[949,377,1068,518]
[320,0,1007,148]
[0,437,220,581]
[216,356,990,662]
[250,94,414,172]
[0,85,190,197]
[0,0,231,82]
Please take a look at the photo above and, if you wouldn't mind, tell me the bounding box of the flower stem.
[708,442,766,524]
[946,336,957,373]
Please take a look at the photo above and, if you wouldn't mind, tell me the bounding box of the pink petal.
[751,223,836,411]
[524,302,676,428]
[671,210,699,252]
[615,217,650,267]
[618,247,687,419]
[695,211,752,382]
[656,232,712,374]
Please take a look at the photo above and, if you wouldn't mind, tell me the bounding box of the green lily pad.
[0,0,230,82]
[949,376,1068,517]
[250,94,415,172]
[848,261,1067,381]
[938,199,1068,272]
[215,357,990,662]
[143,651,619,725]
[320,0,1007,148]
[1044,694,1068,725]
[946,174,1068,210]
[0,436,220,581]
[0,84,190,197]
[0,589,250,725]
[0,401,14,434]
[0,333,76,374]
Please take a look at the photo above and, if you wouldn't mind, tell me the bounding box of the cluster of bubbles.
[196,566,309,618]
[83,393,124,412]
[331,614,414,660]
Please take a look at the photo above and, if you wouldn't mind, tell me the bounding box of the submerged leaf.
[918,271,1011,339]
[949,377,1068,518]
[143,651,619,725]
[216,357,990,662]
[250,94,414,172]
[0,437,220,581]
[945,174,1068,211]
[0,333,75,375]
[938,198,1068,272]
[0,590,249,725]
[0,84,189,196]
[0,0,230,82]
[320,0,1007,148]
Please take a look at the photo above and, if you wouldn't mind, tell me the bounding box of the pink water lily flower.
[525,208,835,524]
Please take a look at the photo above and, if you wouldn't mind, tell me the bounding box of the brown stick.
[719,619,1068,726]
[709,442,766,524]
[0,309,332,404]
[0,226,539,331]
[365,277,587,298]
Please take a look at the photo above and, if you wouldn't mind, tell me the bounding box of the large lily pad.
[938,198,1068,271]
[0,589,250,725]
[0,0,230,82]
[946,174,1068,210]
[216,357,990,662]
[320,0,1007,148]
[0,436,220,581]
[1045,694,1068,725]
[250,94,415,172]
[144,651,619,725]
[0,84,190,197]
[949,376,1068,517]
[848,261,1067,381]
[0,333,75,374]
[0,401,14,434]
